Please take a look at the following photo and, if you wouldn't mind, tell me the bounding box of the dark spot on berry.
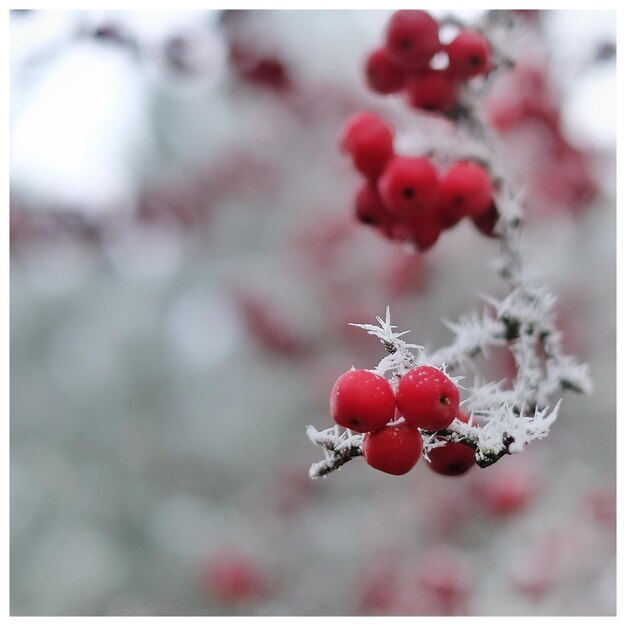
[423,103,437,111]
[439,395,450,405]
[447,463,464,475]
[468,55,482,67]
[452,195,465,207]
[349,418,360,427]
[399,38,411,49]
[359,214,377,226]
[402,187,415,199]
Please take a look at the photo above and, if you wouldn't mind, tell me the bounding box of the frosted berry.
[229,44,291,91]
[396,365,460,430]
[472,201,500,238]
[426,412,474,477]
[362,420,423,475]
[438,202,464,230]
[354,182,392,228]
[202,552,269,604]
[414,548,472,615]
[385,10,441,71]
[378,156,440,219]
[440,161,493,220]
[397,212,442,251]
[365,47,406,94]
[446,29,491,79]
[341,112,394,180]
[405,70,458,113]
[428,443,475,477]
[476,460,537,517]
[330,369,396,433]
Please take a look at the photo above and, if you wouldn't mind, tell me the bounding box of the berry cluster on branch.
[308,10,592,481]
[342,111,499,250]
[366,10,493,114]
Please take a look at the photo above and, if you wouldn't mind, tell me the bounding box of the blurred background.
[10,9,615,616]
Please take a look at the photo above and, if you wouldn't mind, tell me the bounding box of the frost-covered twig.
[306,425,363,478]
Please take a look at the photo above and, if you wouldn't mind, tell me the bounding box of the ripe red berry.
[354,182,392,227]
[476,460,537,517]
[457,409,470,424]
[405,70,459,113]
[385,10,441,71]
[414,548,472,615]
[438,203,464,230]
[472,201,500,238]
[341,112,394,180]
[427,442,475,476]
[202,552,269,604]
[440,161,494,220]
[446,29,491,79]
[365,47,406,94]
[330,369,396,433]
[425,411,474,477]
[362,420,423,475]
[229,43,291,91]
[397,211,442,251]
[378,156,440,219]
[396,365,460,430]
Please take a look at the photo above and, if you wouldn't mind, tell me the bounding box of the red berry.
[358,560,399,614]
[446,29,491,79]
[476,460,537,517]
[385,10,441,71]
[341,113,395,180]
[405,70,459,113]
[362,420,423,475]
[229,44,291,91]
[398,212,442,251]
[438,205,463,230]
[202,552,269,604]
[378,156,440,219]
[425,411,472,473]
[330,369,396,433]
[457,410,470,424]
[440,161,493,220]
[472,201,500,237]
[365,47,406,94]
[354,182,392,227]
[396,365,460,430]
[427,442,475,477]
[414,549,472,615]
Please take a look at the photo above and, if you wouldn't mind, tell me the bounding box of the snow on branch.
[306,425,363,478]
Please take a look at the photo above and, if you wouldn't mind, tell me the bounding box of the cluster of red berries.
[330,366,475,476]
[341,111,499,250]
[365,10,491,114]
